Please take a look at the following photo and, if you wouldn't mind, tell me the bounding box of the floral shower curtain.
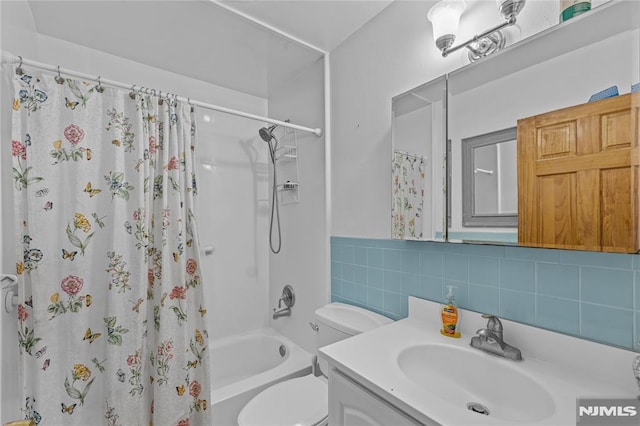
[392,151,425,239]
[11,66,210,425]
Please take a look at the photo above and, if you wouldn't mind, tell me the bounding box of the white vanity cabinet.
[328,368,429,426]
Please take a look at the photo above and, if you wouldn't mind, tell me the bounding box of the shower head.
[259,125,278,142]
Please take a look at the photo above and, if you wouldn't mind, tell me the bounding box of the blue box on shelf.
[588,86,619,102]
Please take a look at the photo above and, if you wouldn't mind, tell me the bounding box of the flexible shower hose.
[266,136,282,254]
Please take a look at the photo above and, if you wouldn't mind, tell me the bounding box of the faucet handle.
[481,314,503,332]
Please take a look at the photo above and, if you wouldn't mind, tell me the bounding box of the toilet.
[237,303,393,426]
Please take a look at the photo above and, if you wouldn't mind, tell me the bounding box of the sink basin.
[397,344,556,423]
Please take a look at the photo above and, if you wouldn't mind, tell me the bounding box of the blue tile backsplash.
[331,237,640,351]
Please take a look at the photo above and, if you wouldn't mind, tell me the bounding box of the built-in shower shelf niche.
[276,128,300,205]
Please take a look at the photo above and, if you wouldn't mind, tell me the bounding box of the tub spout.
[272,306,291,319]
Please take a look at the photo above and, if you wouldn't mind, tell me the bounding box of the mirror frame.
[461,127,517,228]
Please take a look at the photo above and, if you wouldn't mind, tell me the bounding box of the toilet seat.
[237,375,328,426]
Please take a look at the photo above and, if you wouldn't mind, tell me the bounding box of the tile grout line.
[578,266,582,338]
[634,270,637,350]
[534,262,538,325]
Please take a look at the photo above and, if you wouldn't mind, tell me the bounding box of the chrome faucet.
[470,314,522,361]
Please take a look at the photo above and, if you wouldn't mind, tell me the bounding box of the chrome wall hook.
[15,56,24,76]
[54,65,65,84]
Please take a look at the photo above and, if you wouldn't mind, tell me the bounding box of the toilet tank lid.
[315,303,393,335]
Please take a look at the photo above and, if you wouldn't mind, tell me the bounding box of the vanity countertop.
[320,296,639,426]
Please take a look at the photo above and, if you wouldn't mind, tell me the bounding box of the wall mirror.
[462,127,517,228]
[447,0,640,250]
[391,76,446,241]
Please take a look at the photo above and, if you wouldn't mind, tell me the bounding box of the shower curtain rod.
[1,52,324,137]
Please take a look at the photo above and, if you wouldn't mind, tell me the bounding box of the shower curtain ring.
[95,76,105,93]
[188,97,194,112]
[158,90,164,105]
[129,85,137,100]
[55,66,65,84]
[15,56,24,76]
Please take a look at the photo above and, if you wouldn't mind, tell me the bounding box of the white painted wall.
[330,0,611,239]
[268,58,327,353]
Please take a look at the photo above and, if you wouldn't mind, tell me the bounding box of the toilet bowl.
[237,303,393,426]
[238,375,328,426]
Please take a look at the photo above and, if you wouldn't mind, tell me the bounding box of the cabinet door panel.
[328,369,426,426]
[538,173,576,246]
[576,169,600,250]
[601,167,634,251]
[518,93,639,253]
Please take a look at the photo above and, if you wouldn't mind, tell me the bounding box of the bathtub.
[211,328,313,426]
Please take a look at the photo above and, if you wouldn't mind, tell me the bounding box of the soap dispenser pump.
[440,285,460,338]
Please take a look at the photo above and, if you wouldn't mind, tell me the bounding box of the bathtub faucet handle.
[273,285,295,320]
[278,285,295,309]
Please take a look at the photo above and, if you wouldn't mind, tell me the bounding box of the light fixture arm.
[441,15,516,57]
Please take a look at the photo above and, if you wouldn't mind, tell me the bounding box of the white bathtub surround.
[210,328,312,426]
[321,296,638,425]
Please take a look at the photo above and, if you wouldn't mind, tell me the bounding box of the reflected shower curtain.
[392,151,425,239]
[11,66,210,425]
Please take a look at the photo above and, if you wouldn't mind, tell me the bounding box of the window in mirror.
[462,127,517,228]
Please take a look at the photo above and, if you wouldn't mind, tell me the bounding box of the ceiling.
[217,0,394,52]
[25,0,394,98]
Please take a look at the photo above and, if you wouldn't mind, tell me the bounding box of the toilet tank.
[315,303,392,376]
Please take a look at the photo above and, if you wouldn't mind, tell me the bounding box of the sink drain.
[467,402,490,416]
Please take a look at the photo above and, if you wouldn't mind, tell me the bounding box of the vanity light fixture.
[428,0,526,62]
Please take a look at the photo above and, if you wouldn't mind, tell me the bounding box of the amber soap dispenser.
[440,285,460,338]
